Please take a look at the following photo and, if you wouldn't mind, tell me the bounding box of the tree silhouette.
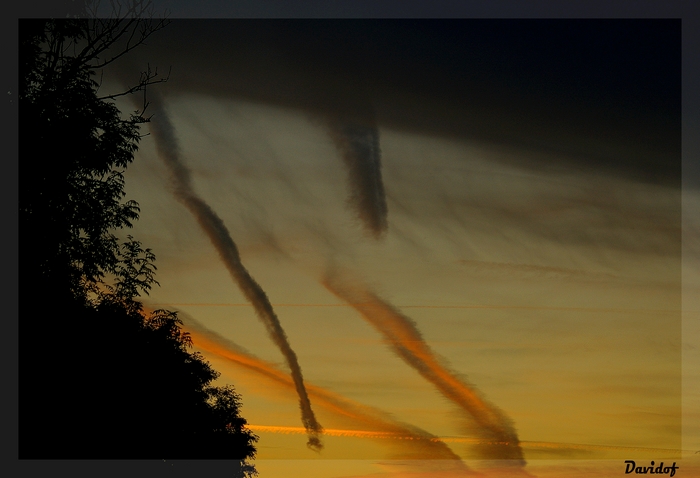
[19,5,257,474]
[19,11,166,303]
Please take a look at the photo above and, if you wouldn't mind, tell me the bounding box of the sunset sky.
[84,16,700,477]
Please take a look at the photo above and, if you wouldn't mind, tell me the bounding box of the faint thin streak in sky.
[244,425,686,453]
[152,303,676,313]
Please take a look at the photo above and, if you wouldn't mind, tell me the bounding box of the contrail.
[179,314,474,469]
[145,94,324,451]
[322,271,527,467]
[327,115,388,239]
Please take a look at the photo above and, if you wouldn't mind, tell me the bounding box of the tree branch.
[91,17,170,69]
[96,64,170,102]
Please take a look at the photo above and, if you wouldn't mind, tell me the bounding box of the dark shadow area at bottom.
[14,460,250,478]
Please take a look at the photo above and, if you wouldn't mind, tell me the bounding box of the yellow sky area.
[681,187,700,460]
[121,96,691,475]
[183,317,685,459]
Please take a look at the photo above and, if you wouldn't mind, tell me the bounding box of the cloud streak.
[145,93,324,450]
[322,270,526,467]
[327,116,388,239]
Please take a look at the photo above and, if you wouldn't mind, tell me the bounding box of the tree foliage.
[19,14,163,303]
[19,4,257,472]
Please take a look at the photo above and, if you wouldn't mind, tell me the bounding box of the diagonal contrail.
[146,94,324,450]
[322,270,527,467]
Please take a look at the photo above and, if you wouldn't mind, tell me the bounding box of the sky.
[89,18,700,478]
